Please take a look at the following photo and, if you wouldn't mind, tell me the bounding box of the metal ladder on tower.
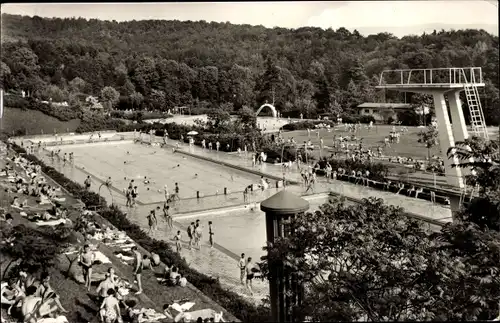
[461,69,489,139]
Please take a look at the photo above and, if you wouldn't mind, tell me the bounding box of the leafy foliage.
[260,195,500,321]
[0,224,73,277]
[1,14,498,123]
[418,125,439,159]
[448,137,500,231]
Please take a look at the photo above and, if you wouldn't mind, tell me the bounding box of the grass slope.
[1,107,80,136]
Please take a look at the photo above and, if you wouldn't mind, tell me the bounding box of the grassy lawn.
[280,125,498,190]
[282,125,499,161]
[0,151,238,323]
[0,107,81,136]
[281,125,440,160]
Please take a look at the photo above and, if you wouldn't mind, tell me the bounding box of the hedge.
[281,120,337,131]
[110,110,174,121]
[9,142,271,322]
[4,95,80,122]
[280,115,376,132]
[339,114,376,124]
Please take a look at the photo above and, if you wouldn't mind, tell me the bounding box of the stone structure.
[261,190,309,322]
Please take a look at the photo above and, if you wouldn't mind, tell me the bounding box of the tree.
[0,61,11,89]
[42,84,68,102]
[326,97,343,118]
[447,137,500,231]
[0,225,72,279]
[194,66,219,103]
[294,98,316,119]
[418,125,439,160]
[238,105,257,130]
[147,89,166,111]
[100,86,120,110]
[255,56,281,107]
[313,76,331,115]
[229,64,256,109]
[130,56,158,95]
[260,196,500,321]
[207,106,231,133]
[69,77,88,94]
[129,91,144,111]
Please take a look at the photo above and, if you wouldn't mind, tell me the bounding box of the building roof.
[260,190,309,215]
[357,103,413,109]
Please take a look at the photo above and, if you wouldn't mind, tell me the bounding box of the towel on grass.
[115,253,134,262]
[174,310,225,323]
[35,218,69,226]
[138,308,167,323]
[119,243,136,249]
[93,251,111,264]
[36,315,69,323]
[170,302,195,313]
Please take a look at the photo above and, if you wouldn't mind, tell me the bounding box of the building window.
[364,109,370,113]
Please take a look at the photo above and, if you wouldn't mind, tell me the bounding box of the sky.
[1,1,498,37]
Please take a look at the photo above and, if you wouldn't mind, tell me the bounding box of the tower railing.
[378,67,484,86]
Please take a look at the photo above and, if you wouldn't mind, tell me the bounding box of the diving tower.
[376,67,488,194]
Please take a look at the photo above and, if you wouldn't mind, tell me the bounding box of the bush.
[4,95,29,110]
[9,142,270,322]
[340,114,376,124]
[260,142,309,163]
[110,110,173,121]
[4,96,81,121]
[76,112,139,133]
[281,120,336,131]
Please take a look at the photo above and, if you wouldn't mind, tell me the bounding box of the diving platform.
[376,67,485,92]
[376,67,488,217]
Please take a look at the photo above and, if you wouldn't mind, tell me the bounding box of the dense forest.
[1,14,499,124]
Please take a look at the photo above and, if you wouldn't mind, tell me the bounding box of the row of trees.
[261,136,500,321]
[1,14,499,122]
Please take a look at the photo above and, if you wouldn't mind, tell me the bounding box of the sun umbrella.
[187,131,198,136]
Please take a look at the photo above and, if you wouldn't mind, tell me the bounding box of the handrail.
[378,67,484,86]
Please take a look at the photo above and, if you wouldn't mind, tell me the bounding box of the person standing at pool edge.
[84,176,91,191]
[238,253,246,285]
[208,221,214,248]
[187,222,195,250]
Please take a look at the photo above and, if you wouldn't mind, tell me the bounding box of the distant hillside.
[357,24,499,38]
[1,13,498,124]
